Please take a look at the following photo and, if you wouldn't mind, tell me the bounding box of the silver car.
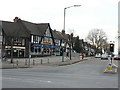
[101,54,108,60]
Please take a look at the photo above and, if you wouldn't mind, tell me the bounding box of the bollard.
[33,60,35,65]
[25,60,27,65]
[48,59,49,64]
[16,60,18,68]
[41,59,43,64]
[108,64,112,70]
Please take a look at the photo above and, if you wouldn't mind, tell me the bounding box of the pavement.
[0,53,88,69]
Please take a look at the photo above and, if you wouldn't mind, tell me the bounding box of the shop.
[42,41,53,56]
[54,46,60,56]
[2,17,56,58]
[5,46,25,58]
[30,42,54,56]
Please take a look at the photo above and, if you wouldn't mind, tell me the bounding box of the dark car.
[114,54,120,60]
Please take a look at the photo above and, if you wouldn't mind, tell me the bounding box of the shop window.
[31,46,34,53]
[47,48,49,53]
[35,47,37,53]
[44,48,46,53]
[7,50,11,56]
[38,47,41,53]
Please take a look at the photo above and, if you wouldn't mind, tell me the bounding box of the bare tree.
[86,29,108,54]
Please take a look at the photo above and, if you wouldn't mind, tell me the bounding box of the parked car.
[114,54,120,60]
[108,55,112,57]
[101,54,108,60]
[95,54,101,58]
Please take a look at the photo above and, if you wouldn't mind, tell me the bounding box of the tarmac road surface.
[2,57,118,88]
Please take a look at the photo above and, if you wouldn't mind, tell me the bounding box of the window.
[44,48,46,53]
[31,35,33,43]
[22,39,25,46]
[38,47,41,53]
[33,35,39,43]
[13,38,22,46]
[48,38,50,42]
[38,37,41,44]
[35,47,37,53]
[47,48,49,53]
[31,46,34,53]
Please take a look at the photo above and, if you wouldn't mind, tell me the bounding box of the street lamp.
[62,5,81,62]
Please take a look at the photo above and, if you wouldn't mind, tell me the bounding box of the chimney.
[71,33,73,37]
[13,17,19,22]
[54,29,56,32]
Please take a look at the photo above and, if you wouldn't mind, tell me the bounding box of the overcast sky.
[0,0,119,53]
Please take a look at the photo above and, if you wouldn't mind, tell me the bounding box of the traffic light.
[110,44,114,52]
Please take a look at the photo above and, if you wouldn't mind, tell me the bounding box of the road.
[2,57,118,88]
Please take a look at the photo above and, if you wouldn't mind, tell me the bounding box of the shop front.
[5,46,25,58]
[42,42,53,56]
[30,41,53,57]
[53,46,60,56]
[30,43,42,57]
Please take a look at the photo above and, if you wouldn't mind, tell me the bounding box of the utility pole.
[28,39,31,67]
[11,38,13,63]
[70,34,72,60]
[62,5,81,62]
[0,22,2,61]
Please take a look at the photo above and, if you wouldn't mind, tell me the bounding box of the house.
[1,17,55,58]
[1,20,30,58]
[21,19,55,57]
[52,30,62,55]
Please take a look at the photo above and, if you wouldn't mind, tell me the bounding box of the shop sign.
[33,44,42,47]
[43,41,51,45]
[49,45,53,48]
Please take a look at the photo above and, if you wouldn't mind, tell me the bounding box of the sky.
[0,0,119,53]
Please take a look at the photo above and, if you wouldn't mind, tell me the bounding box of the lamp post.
[62,5,81,62]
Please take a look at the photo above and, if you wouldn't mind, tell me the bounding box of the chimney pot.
[13,17,19,22]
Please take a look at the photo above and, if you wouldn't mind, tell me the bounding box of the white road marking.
[2,76,52,83]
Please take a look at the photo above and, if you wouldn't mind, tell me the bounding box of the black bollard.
[33,60,35,65]
[16,60,18,68]
[48,59,49,64]
[41,59,43,64]
[25,60,27,65]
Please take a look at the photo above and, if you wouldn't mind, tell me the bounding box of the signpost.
[104,42,117,73]
[108,43,114,70]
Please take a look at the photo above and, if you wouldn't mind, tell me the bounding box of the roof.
[52,30,62,40]
[37,23,49,36]
[21,20,41,36]
[21,20,50,36]
[56,31,63,39]
[2,21,30,38]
